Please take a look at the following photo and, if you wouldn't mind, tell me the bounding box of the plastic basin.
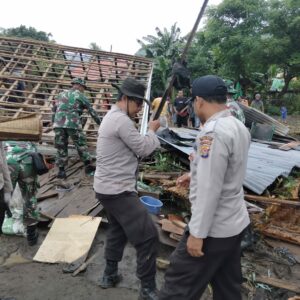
[140,196,163,215]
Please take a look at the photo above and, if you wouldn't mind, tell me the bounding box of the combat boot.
[139,280,158,300]
[26,224,38,246]
[84,161,96,174]
[99,260,122,289]
[57,167,66,179]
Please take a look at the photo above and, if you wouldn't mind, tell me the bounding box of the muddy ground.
[1,224,299,300]
[273,115,300,137]
[0,227,152,300]
[0,225,214,300]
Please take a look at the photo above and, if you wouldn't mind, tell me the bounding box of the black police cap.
[192,75,227,98]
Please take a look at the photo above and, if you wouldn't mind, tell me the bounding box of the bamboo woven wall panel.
[0,37,153,145]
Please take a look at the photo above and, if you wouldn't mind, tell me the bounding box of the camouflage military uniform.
[227,100,245,124]
[5,141,39,224]
[53,88,100,168]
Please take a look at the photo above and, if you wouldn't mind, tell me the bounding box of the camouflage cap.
[71,78,87,89]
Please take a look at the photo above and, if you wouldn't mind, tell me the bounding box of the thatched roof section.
[0,37,153,144]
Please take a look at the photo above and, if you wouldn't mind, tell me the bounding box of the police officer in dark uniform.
[159,75,251,300]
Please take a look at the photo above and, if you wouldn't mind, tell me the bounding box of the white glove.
[4,192,12,204]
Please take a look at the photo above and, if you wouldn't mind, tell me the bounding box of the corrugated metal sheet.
[159,130,300,195]
[239,103,289,136]
[244,142,300,194]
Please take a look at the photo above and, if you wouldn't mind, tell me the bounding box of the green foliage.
[283,94,300,114]
[272,173,300,199]
[89,42,102,51]
[267,93,300,115]
[186,31,215,79]
[289,79,300,91]
[144,151,185,173]
[137,23,183,59]
[202,0,268,80]
[151,56,172,96]
[185,0,300,96]
[0,25,53,42]
[137,23,184,96]
[265,104,280,116]
[257,0,300,94]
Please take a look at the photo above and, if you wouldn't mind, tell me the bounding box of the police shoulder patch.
[199,135,214,158]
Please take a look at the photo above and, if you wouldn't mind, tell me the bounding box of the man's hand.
[188,152,195,162]
[176,173,191,188]
[187,234,204,257]
[148,120,161,132]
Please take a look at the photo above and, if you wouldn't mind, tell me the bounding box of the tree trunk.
[278,71,293,97]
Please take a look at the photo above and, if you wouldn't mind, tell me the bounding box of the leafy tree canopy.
[137,23,184,96]
[187,0,300,95]
[0,25,54,42]
[89,42,102,51]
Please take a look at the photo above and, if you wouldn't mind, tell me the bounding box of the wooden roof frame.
[0,37,153,145]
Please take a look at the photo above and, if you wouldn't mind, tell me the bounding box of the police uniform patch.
[199,135,213,158]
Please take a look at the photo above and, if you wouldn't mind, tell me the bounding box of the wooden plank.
[33,216,101,263]
[88,204,104,217]
[37,190,58,201]
[151,215,178,247]
[161,219,184,236]
[172,220,187,229]
[245,194,300,207]
[256,275,300,293]
[55,186,98,218]
[142,174,173,180]
[265,238,300,263]
[169,233,182,241]
[1,46,42,102]
[157,223,178,248]
[37,190,76,219]
[258,225,300,246]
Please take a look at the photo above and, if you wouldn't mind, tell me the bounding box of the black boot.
[27,224,39,246]
[139,280,158,300]
[84,161,96,174]
[99,260,122,289]
[57,167,66,179]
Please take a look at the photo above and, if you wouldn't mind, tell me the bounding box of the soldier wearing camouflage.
[53,78,101,177]
[227,100,246,124]
[5,142,39,224]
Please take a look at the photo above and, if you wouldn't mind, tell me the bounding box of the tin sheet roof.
[159,128,300,195]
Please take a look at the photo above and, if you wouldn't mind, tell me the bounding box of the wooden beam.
[256,276,300,293]
[245,194,300,207]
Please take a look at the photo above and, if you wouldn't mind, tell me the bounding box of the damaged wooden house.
[0,36,153,220]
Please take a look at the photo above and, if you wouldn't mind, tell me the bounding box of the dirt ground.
[0,227,152,300]
[1,224,300,300]
[0,225,213,300]
[273,114,300,136]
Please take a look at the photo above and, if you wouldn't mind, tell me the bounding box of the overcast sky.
[1,0,222,55]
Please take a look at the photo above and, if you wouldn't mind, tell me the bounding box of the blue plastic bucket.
[140,196,163,215]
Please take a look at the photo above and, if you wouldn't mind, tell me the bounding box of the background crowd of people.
[151,90,287,129]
